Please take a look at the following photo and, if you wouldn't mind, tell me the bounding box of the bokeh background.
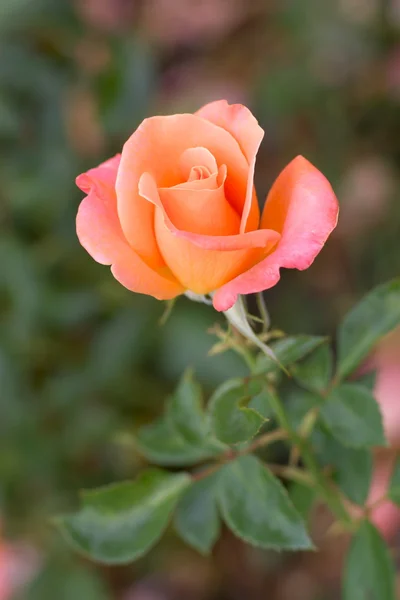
[1,0,400,598]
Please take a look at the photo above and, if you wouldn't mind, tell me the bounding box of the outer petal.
[76,155,122,265]
[196,100,264,232]
[76,158,184,300]
[154,210,273,294]
[116,113,250,264]
[76,154,121,198]
[139,173,280,294]
[213,156,339,311]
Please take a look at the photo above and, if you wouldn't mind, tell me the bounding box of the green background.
[1,0,400,598]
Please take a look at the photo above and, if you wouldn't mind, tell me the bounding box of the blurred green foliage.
[1,0,399,598]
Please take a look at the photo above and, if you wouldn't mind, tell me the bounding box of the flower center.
[179,146,218,186]
[188,165,212,181]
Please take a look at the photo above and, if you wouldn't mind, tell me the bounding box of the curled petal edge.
[212,156,339,311]
[196,99,264,233]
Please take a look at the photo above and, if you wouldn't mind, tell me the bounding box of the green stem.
[265,385,293,433]
[242,428,288,454]
[255,292,270,333]
[266,385,353,527]
[300,440,352,526]
[193,428,287,482]
[233,344,257,372]
[269,464,314,487]
[289,407,319,467]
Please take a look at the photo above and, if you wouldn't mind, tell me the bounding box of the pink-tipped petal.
[76,154,122,265]
[213,156,339,311]
[76,160,184,300]
[154,209,276,294]
[76,154,121,195]
[110,249,184,300]
[196,100,264,232]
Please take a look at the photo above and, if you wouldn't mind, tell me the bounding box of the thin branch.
[243,428,288,454]
[193,429,288,482]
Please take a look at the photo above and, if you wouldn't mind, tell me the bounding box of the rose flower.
[76,100,338,310]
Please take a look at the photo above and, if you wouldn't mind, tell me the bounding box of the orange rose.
[76,100,338,310]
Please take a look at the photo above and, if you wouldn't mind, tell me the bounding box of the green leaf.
[337,447,373,506]
[286,386,322,430]
[388,456,400,505]
[337,278,400,380]
[167,369,208,445]
[217,455,313,550]
[343,521,396,600]
[136,368,225,466]
[255,336,327,375]
[209,380,266,445]
[316,432,372,505]
[288,482,315,522]
[174,473,220,555]
[320,384,386,448]
[57,470,191,564]
[291,343,333,392]
[136,416,223,467]
[248,380,274,419]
